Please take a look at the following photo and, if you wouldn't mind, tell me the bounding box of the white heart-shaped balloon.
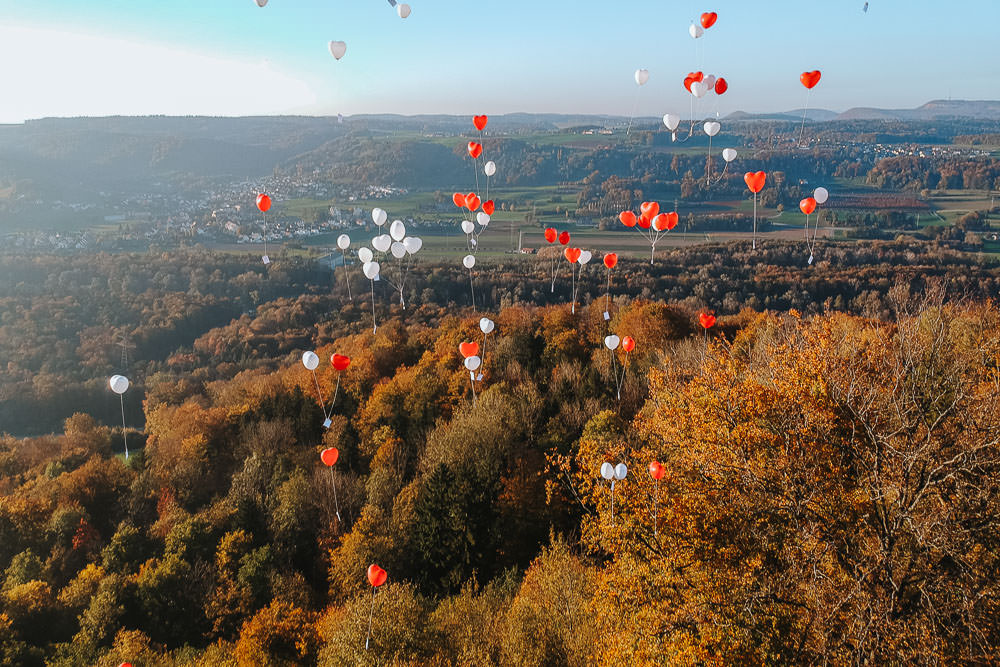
[480,317,495,334]
[109,374,130,394]
[703,121,721,137]
[578,250,592,265]
[403,237,422,254]
[363,261,380,280]
[814,187,829,205]
[634,68,650,86]
[604,335,620,350]
[691,82,708,98]
[397,3,410,18]
[255,0,267,7]
[302,351,320,371]
[337,234,350,250]
[703,74,716,89]
[372,235,391,253]
[663,113,680,131]
[328,41,347,60]
[461,220,475,235]
[722,148,737,163]
[614,463,628,480]
[464,355,482,371]
[389,220,406,241]
[600,462,614,480]
[484,161,496,177]
[689,24,704,39]
[463,254,476,269]
[390,241,406,259]
[477,212,490,226]
[358,247,373,263]
[372,208,387,226]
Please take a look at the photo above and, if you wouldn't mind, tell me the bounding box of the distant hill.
[728,100,1000,123]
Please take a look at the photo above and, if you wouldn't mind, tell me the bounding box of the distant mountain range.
[726,100,1000,123]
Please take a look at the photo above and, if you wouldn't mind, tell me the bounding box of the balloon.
[255,0,267,6]
[482,200,495,215]
[692,71,705,82]
[619,211,637,228]
[652,213,670,231]
[465,193,481,211]
[683,76,695,93]
[700,11,718,28]
[473,115,488,131]
[638,216,652,230]
[459,341,479,358]
[480,317,495,334]
[390,242,406,259]
[467,142,483,159]
[464,355,482,372]
[461,220,475,235]
[665,212,679,230]
[372,235,391,252]
[703,121,721,137]
[699,312,716,329]
[614,463,628,480]
[321,447,339,466]
[722,148,737,162]
[109,375,129,394]
[484,161,496,177]
[337,234,350,250]
[558,231,570,245]
[331,354,351,371]
[544,228,557,243]
[814,187,829,205]
[477,212,490,226]
[744,171,766,194]
[363,261,380,280]
[403,237,422,254]
[622,336,635,352]
[689,23,704,38]
[372,208,388,226]
[649,460,665,480]
[600,462,615,480]
[800,70,822,89]
[634,69,650,86]
[452,193,465,208]
[564,247,582,263]
[799,197,817,215]
[389,220,406,241]
[396,3,411,18]
[604,334,620,350]
[463,254,476,269]
[640,201,659,219]
[256,194,271,212]
[367,564,387,587]
[715,77,728,95]
[703,74,716,90]
[328,41,347,60]
[603,253,618,269]
[578,250,592,265]
[691,81,708,98]
[663,113,680,131]
[302,351,320,371]
[358,247,373,263]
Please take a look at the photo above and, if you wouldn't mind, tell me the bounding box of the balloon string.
[469,370,477,405]
[330,467,341,522]
[653,478,659,537]
[120,393,129,460]
[262,211,267,261]
[570,263,576,314]
[481,333,488,377]
[370,280,377,334]
[605,268,612,318]
[705,135,713,185]
[365,587,376,650]
[469,268,476,311]
[798,88,812,147]
[625,86,641,137]
[332,374,341,409]
[711,161,730,185]
[312,370,330,421]
[752,193,758,251]
[342,250,353,301]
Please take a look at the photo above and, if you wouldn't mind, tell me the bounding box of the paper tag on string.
[476,373,484,382]
[261,255,270,265]
[322,418,332,429]
[603,311,610,320]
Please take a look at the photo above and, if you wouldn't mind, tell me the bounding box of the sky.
[1,0,998,123]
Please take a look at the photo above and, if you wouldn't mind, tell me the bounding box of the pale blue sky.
[2,0,997,122]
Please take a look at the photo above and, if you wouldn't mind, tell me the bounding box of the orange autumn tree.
[575,300,1000,664]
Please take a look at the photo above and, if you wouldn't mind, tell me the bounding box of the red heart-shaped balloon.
[692,71,704,83]
[321,447,339,466]
[648,460,665,480]
[331,353,350,371]
[714,77,728,95]
[622,336,635,352]
[603,252,618,269]
[800,70,821,90]
[544,227,557,243]
[564,247,581,263]
[638,216,652,230]
[467,142,483,159]
[619,211,637,227]
[652,213,669,232]
[473,115,488,131]
[558,231,570,245]
[459,341,479,358]
[699,312,717,329]
[640,201,660,219]
[256,193,271,212]
[744,171,766,194]
[482,200,495,215]
[700,11,718,29]
[465,193,481,211]
[452,192,465,208]
[683,76,695,93]
[665,211,679,230]
[367,564,387,587]
[799,197,817,215]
